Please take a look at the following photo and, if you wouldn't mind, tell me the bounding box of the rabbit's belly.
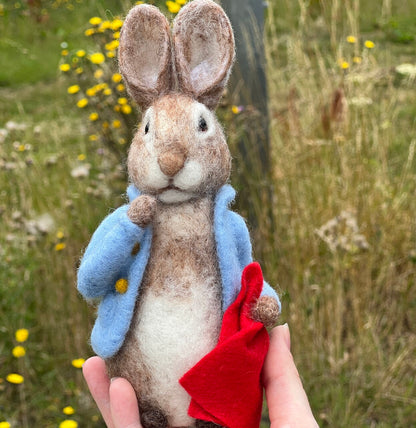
[134,277,222,427]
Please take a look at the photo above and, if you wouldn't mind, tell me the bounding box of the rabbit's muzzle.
[158,147,188,177]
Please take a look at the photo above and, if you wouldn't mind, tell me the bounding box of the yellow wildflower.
[231,105,240,114]
[118,97,128,105]
[63,406,75,415]
[111,19,123,31]
[103,88,112,96]
[18,144,26,152]
[340,61,350,70]
[176,0,187,4]
[86,88,96,97]
[89,52,105,64]
[6,373,24,384]
[105,40,119,51]
[60,64,70,72]
[84,28,95,37]
[61,49,69,56]
[67,85,80,94]
[89,16,102,26]
[76,50,86,57]
[0,422,11,428]
[112,73,122,83]
[364,40,375,49]
[77,154,86,161]
[112,120,121,129]
[107,51,115,58]
[56,230,65,239]
[59,420,78,428]
[346,35,357,44]
[353,56,362,64]
[55,243,66,251]
[77,98,88,108]
[166,1,181,13]
[89,112,99,121]
[136,1,145,4]
[12,345,26,358]
[113,31,120,39]
[72,358,85,368]
[115,278,128,294]
[99,20,112,31]
[121,105,132,114]
[15,328,29,342]
[89,135,98,141]
[75,67,83,74]
[116,84,125,92]
[94,69,104,79]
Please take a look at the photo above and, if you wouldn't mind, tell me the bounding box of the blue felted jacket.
[77,184,280,359]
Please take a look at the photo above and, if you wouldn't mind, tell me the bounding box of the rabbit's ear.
[173,0,235,110]
[119,5,173,110]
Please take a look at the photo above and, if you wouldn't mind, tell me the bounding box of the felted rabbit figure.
[77,1,281,427]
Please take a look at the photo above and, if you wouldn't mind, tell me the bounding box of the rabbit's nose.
[158,147,188,177]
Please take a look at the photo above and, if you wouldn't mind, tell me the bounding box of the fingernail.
[282,323,291,349]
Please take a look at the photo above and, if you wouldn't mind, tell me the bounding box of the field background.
[1,0,415,427]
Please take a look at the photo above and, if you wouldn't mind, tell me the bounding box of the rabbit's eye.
[198,116,208,132]
[144,122,150,134]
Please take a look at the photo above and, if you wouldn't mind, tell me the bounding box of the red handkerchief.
[179,262,269,428]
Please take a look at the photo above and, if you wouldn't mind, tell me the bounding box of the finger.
[264,324,318,428]
[109,377,142,428]
[82,356,115,428]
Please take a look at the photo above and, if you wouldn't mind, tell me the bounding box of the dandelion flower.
[84,28,95,37]
[59,420,78,428]
[6,373,24,384]
[340,61,350,70]
[60,64,71,72]
[121,105,132,114]
[86,88,97,97]
[105,40,119,51]
[61,49,69,56]
[12,345,26,358]
[135,1,145,4]
[78,154,86,161]
[118,97,128,105]
[231,105,243,114]
[75,67,83,74]
[115,278,128,294]
[112,120,121,129]
[112,73,122,83]
[77,98,88,108]
[71,358,85,369]
[56,230,65,239]
[67,85,80,94]
[63,406,75,415]
[111,19,123,31]
[353,56,362,64]
[15,328,29,342]
[99,21,112,31]
[89,17,102,26]
[176,0,188,5]
[94,69,104,79]
[116,84,125,92]
[89,112,99,121]
[113,31,120,39]
[166,1,181,13]
[346,35,357,44]
[107,52,116,58]
[89,135,98,141]
[76,50,86,57]
[55,243,66,251]
[103,88,112,96]
[364,40,375,49]
[89,52,105,65]
[0,422,11,428]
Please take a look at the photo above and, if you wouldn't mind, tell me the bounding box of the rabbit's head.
[119,0,235,204]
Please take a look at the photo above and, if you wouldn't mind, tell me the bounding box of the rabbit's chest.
[131,199,223,425]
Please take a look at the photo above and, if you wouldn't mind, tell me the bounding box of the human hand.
[82,356,142,428]
[264,324,319,427]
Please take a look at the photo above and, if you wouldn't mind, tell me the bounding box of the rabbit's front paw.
[251,296,280,329]
[128,195,157,227]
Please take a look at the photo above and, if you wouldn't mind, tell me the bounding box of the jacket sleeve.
[230,211,281,311]
[77,205,146,299]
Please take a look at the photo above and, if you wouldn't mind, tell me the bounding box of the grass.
[1,0,416,427]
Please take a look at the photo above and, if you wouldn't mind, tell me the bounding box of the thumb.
[263,324,318,428]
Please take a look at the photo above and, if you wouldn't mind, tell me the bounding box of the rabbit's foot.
[251,296,280,329]
[128,195,157,227]
[195,420,224,428]
[139,399,168,428]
